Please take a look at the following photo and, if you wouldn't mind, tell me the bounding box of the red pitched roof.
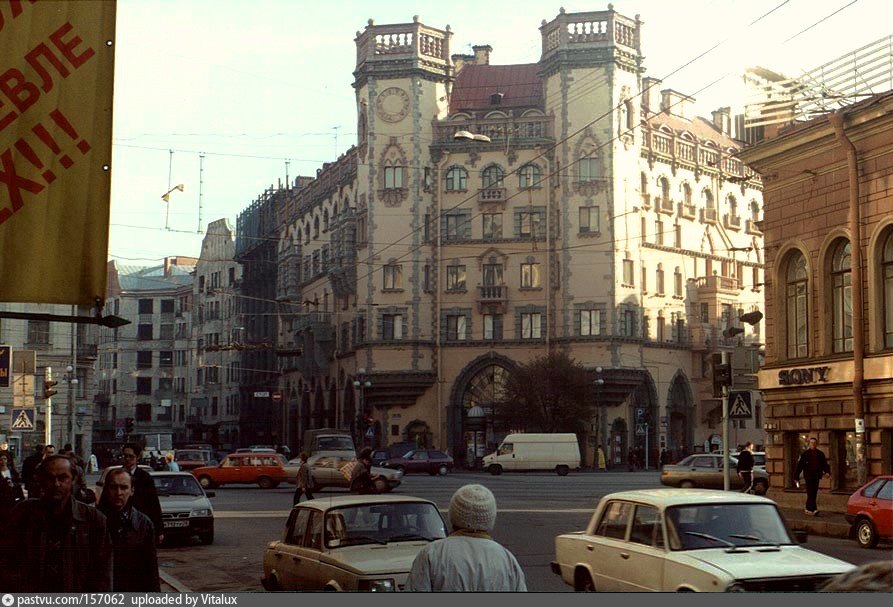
[450,64,543,113]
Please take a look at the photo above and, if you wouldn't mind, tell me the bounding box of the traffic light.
[43,379,58,399]
[711,353,732,398]
[125,417,135,434]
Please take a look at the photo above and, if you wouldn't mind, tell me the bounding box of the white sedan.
[552,489,854,592]
[262,494,447,591]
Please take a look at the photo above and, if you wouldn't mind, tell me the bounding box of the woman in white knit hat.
[406,484,527,591]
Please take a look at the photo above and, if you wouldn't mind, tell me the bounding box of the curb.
[160,570,192,593]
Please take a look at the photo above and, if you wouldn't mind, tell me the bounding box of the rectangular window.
[384,166,403,189]
[136,377,152,395]
[136,351,153,369]
[641,265,647,293]
[655,220,664,246]
[752,267,760,290]
[446,315,467,341]
[423,265,432,292]
[137,324,153,340]
[656,267,665,294]
[521,313,542,339]
[161,299,175,314]
[675,224,682,248]
[136,403,151,422]
[700,303,709,324]
[446,265,466,291]
[483,315,503,340]
[657,315,666,341]
[674,270,683,297]
[383,265,403,290]
[27,320,50,345]
[445,168,467,191]
[580,309,601,336]
[622,259,634,286]
[382,314,403,340]
[519,212,544,238]
[482,213,502,239]
[482,264,503,286]
[159,324,174,340]
[160,351,173,367]
[579,157,599,181]
[520,263,540,288]
[620,307,638,337]
[445,214,464,240]
[579,206,599,233]
[138,299,154,315]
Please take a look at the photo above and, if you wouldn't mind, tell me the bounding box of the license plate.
[164,520,190,528]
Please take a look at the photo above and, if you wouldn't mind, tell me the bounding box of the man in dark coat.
[0,455,112,591]
[121,443,164,544]
[736,442,755,493]
[794,437,831,515]
[98,468,160,591]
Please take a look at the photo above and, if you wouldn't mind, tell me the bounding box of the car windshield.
[324,502,446,548]
[665,503,793,551]
[154,475,205,496]
[318,437,355,451]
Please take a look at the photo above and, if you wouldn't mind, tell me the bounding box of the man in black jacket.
[795,437,831,516]
[121,443,164,544]
[98,468,160,591]
[736,442,755,493]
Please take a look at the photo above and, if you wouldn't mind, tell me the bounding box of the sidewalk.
[781,507,851,539]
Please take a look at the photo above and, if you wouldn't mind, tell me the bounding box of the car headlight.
[725,582,748,592]
[190,509,211,517]
[358,579,396,592]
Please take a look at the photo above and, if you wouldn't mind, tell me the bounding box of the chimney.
[451,53,474,73]
[660,89,695,120]
[641,77,662,115]
[711,107,731,135]
[163,257,171,277]
[472,44,492,65]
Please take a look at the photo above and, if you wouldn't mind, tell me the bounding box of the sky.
[108,0,892,265]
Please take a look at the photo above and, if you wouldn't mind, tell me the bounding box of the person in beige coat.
[292,452,314,505]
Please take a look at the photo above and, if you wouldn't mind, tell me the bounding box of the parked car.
[383,449,454,476]
[370,442,417,467]
[845,474,892,548]
[93,464,153,498]
[191,453,289,489]
[297,454,402,492]
[660,453,770,495]
[152,471,215,545]
[174,449,216,471]
[262,494,447,591]
[552,489,854,592]
[730,451,767,472]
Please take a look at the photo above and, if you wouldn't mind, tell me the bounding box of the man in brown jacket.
[292,452,314,505]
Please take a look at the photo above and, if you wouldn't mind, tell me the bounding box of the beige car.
[284,454,402,492]
[262,495,447,591]
[660,454,770,495]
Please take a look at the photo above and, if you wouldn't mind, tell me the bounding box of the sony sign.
[777,366,831,386]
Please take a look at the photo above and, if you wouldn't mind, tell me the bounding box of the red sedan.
[845,475,892,548]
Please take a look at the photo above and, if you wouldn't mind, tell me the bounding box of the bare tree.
[495,352,594,433]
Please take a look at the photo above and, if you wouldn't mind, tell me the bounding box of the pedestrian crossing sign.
[11,408,35,431]
[728,391,753,419]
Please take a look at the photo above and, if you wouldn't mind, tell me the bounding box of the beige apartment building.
[271,8,765,466]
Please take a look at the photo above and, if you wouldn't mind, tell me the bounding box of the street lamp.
[64,364,79,451]
[353,368,372,448]
[594,367,605,469]
[453,130,491,143]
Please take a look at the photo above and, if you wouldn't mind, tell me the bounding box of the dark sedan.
[382,449,453,475]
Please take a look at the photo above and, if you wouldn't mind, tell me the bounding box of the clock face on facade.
[375,87,410,123]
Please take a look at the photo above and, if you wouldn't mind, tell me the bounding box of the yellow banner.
[0,0,116,305]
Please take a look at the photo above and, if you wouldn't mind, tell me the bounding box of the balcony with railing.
[432,115,554,148]
[723,214,742,230]
[655,196,675,214]
[700,208,717,224]
[477,284,508,313]
[479,187,507,205]
[679,202,697,219]
[746,219,763,235]
[694,274,741,296]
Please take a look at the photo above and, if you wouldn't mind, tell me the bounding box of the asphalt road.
[154,470,890,592]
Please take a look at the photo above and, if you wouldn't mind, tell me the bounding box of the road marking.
[215,508,593,519]
[159,570,193,593]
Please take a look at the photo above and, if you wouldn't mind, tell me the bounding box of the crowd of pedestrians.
[0,442,163,592]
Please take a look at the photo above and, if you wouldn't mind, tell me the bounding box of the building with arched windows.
[740,91,893,510]
[260,8,765,466]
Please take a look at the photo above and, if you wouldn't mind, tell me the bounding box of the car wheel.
[679,480,695,489]
[265,575,280,591]
[198,476,215,489]
[752,480,769,496]
[199,529,214,545]
[574,569,596,592]
[488,464,503,476]
[856,518,878,549]
[438,465,449,476]
[396,465,405,473]
[257,476,275,490]
[556,465,569,476]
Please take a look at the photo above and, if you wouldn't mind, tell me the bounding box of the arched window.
[445,166,467,192]
[674,266,682,297]
[831,240,853,353]
[786,251,809,359]
[519,164,542,188]
[750,200,760,223]
[703,189,714,208]
[727,195,738,218]
[481,165,504,189]
[323,209,330,232]
[656,263,665,295]
[883,231,893,348]
[659,177,670,202]
[313,217,320,238]
[640,172,649,205]
[682,183,692,205]
[304,224,311,244]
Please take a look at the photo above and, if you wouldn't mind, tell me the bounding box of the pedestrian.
[0,454,112,591]
[21,444,44,498]
[795,436,831,516]
[406,484,527,591]
[164,452,180,472]
[596,445,606,471]
[0,453,24,517]
[67,452,96,505]
[89,452,99,473]
[121,442,164,544]
[736,441,755,493]
[98,468,160,592]
[292,451,314,505]
[659,448,671,469]
[348,447,378,494]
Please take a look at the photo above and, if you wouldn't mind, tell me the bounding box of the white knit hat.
[449,484,497,532]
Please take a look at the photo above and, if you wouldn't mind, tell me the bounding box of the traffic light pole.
[45,367,54,445]
[722,351,731,491]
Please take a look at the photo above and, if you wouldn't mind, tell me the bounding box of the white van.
[482,433,581,476]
